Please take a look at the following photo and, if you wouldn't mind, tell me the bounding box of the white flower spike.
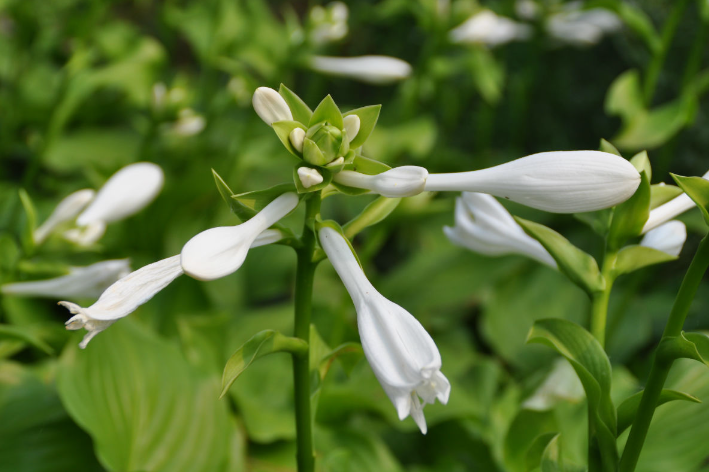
[297,167,324,189]
[319,227,450,434]
[449,10,532,47]
[33,188,95,244]
[252,87,293,125]
[444,193,557,267]
[424,151,640,213]
[181,192,299,281]
[640,221,687,258]
[2,259,130,299]
[310,56,412,85]
[642,171,709,233]
[334,166,429,198]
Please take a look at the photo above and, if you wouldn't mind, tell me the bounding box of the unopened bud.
[343,115,360,143]
[308,123,343,162]
[252,87,293,125]
[290,128,306,152]
[297,167,324,189]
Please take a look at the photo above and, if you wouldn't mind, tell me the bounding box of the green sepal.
[309,94,343,129]
[18,189,37,254]
[672,174,709,225]
[657,332,709,367]
[613,245,677,276]
[293,164,332,194]
[303,137,328,166]
[0,324,54,355]
[332,155,392,196]
[616,389,701,435]
[278,84,312,125]
[220,329,308,398]
[629,150,652,181]
[231,183,298,220]
[272,120,307,158]
[599,138,622,156]
[607,171,650,250]
[343,196,400,239]
[525,432,559,472]
[344,105,381,148]
[337,128,350,157]
[651,183,682,209]
[515,217,605,296]
[213,169,246,222]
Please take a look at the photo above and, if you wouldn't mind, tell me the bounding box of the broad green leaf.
[608,171,650,250]
[605,70,644,121]
[672,174,709,225]
[279,84,312,125]
[540,434,585,472]
[0,325,53,355]
[343,196,401,239]
[212,169,245,222]
[516,218,605,295]
[614,245,677,276]
[317,426,403,472]
[526,432,559,472]
[309,94,343,129]
[18,189,36,254]
[344,105,382,148]
[232,183,298,217]
[599,138,622,156]
[504,409,557,472]
[272,120,306,158]
[657,332,709,367]
[616,389,701,434]
[221,329,307,398]
[630,151,652,181]
[293,164,332,194]
[650,184,683,209]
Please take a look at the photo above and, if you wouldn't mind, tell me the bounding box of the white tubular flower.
[181,193,299,281]
[309,55,412,85]
[1,259,130,299]
[642,171,709,233]
[449,10,532,46]
[77,162,164,226]
[523,359,584,410]
[424,151,640,213]
[297,167,324,189]
[444,193,557,268]
[640,221,687,257]
[547,6,621,46]
[33,189,95,244]
[343,115,360,143]
[319,227,450,434]
[252,87,293,125]
[334,166,429,198]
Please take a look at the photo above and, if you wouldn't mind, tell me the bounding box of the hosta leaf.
[616,389,700,434]
[608,171,650,250]
[279,84,312,125]
[18,189,36,254]
[672,174,709,225]
[526,432,559,472]
[540,434,585,472]
[343,105,381,148]
[657,332,709,367]
[614,245,677,276]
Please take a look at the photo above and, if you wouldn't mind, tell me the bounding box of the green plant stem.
[619,235,709,472]
[292,193,321,472]
[590,250,618,348]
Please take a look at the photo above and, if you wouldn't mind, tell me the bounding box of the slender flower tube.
[181,193,299,281]
[319,227,450,433]
[640,221,687,257]
[444,193,557,267]
[252,87,293,125]
[424,151,640,213]
[449,10,532,46]
[63,222,107,247]
[2,259,130,299]
[309,55,412,84]
[334,166,429,197]
[642,171,709,233]
[33,189,95,244]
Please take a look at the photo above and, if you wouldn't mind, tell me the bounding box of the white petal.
[1,259,130,299]
[77,163,164,226]
[449,10,532,46]
[63,221,107,246]
[640,220,686,257]
[310,55,412,84]
[297,167,324,189]
[252,87,293,125]
[334,166,428,198]
[34,189,95,244]
[181,193,298,281]
[409,393,428,434]
[425,151,640,213]
[252,229,286,248]
[63,306,116,349]
[343,115,360,143]
[643,170,709,233]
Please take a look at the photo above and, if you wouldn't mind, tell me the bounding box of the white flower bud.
[343,115,360,143]
[310,56,412,84]
[33,188,95,244]
[640,221,687,257]
[252,87,293,125]
[334,166,428,198]
[290,127,306,152]
[297,167,324,189]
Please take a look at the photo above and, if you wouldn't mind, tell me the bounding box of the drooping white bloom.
[310,56,412,85]
[424,151,640,213]
[547,5,622,46]
[523,359,584,410]
[1,259,130,299]
[343,114,360,143]
[449,10,532,46]
[33,189,95,244]
[334,166,428,197]
[640,221,687,257]
[77,162,164,226]
[290,128,306,152]
[252,87,293,125]
[319,227,450,434]
[642,171,709,233]
[297,167,324,189]
[444,193,557,267]
[181,193,299,281]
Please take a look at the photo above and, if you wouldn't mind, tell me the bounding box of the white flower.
[640,221,687,257]
[181,193,299,281]
[642,171,709,233]
[523,359,584,410]
[516,0,540,20]
[290,128,306,152]
[33,189,95,244]
[310,2,349,44]
[449,10,532,46]
[1,259,130,299]
[319,227,450,434]
[170,108,206,136]
[343,115,360,143]
[444,192,557,267]
[63,221,107,246]
[334,166,428,197]
[547,5,621,46]
[424,151,640,213]
[252,87,293,125]
[297,167,324,189]
[309,56,412,85]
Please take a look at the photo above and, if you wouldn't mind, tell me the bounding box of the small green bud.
[303,137,328,166]
[308,122,343,163]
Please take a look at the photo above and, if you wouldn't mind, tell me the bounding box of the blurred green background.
[1,0,709,471]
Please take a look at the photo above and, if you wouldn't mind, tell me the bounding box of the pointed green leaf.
[630,150,652,181]
[650,183,682,209]
[212,169,246,222]
[293,164,332,194]
[221,329,308,398]
[18,189,36,254]
[614,97,693,150]
[0,324,53,355]
[617,389,701,434]
[614,245,677,276]
[278,84,312,125]
[232,183,298,216]
[657,332,709,368]
[526,432,559,472]
[599,138,622,156]
[343,196,401,239]
[672,174,709,225]
[309,95,343,129]
[344,105,381,148]
[516,218,605,295]
[272,120,306,158]
[608,171,650,250]
[303,137,328,166]
[605,70,644,121]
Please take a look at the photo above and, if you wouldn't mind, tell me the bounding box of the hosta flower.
[181,193,299,281]
[334,166,428,198]
[547,5,621,46]
[449,10,532,46]
[309,55,412,84]
[643,172,709,233]
[444,192,557,267]
[33,189,95,244]
[1,259,130,299]
[640,221,687,257]
[523,359,584,410]
[252,87,293,125]
[309,2,348,44]
[319,227,450,434]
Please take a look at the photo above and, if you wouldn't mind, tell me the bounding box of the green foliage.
[343,105,381,149]
[608,171,650,250]
[672,174,709,226]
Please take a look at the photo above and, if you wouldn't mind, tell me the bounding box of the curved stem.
[619,235,709,472]
[590,250,618,348]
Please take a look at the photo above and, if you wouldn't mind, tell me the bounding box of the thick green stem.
[292,193,321,472]
[590,251,618,348]
[619,236,709,472]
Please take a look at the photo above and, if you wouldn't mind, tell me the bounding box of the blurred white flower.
[640,221,687,257]
[151,82,167,111]
[547,4,621,46]
[642,171,709,233]
[516,0,541,20]
[449,10,532,46]
[1,259,130,299]
[33,188,95,244]
[319,227,450,434]
[310,2,349,44]
[170,108,206,136]
[523,359,584,410]
[444,192,557,267]
[310,56,412,85]
[63,222,107,247]
[252,87,294,125]
[334,166,428,197]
